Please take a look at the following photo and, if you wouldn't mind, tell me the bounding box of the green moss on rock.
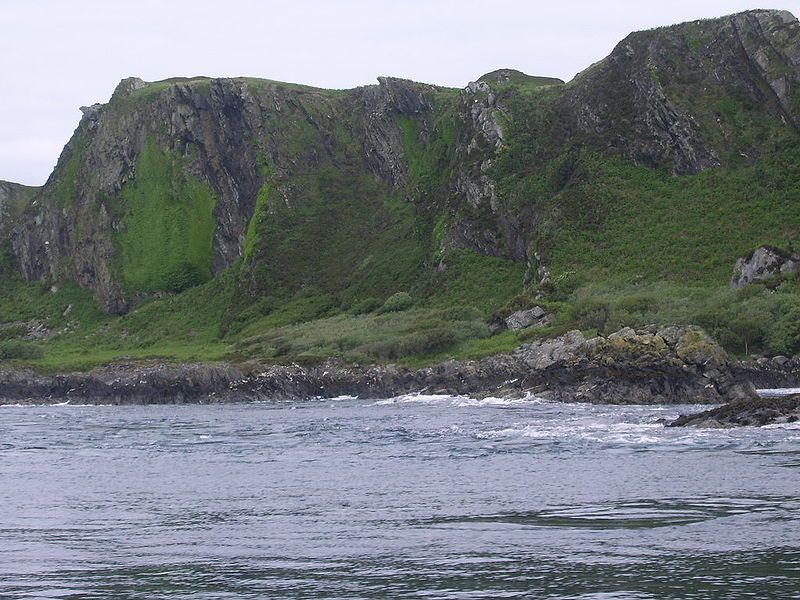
[117,141,217,294]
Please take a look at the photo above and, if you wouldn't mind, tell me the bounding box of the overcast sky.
[0,0,787,185]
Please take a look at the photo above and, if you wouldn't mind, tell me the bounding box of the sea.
[1,394,799,599]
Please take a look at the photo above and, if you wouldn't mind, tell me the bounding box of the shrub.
[378,292,413,314]
[0,323,28,341]
[617,293,659,315]
[358,326,457,360]
[572,299,611,334]
[163,261,208,293]
[0,340,43,360]
[434,305,483,322]
[766,303,800,356]
[348,297,382,315]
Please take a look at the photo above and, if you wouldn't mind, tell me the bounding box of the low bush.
[378,292,413,314]
[0,340,44,360]
[0,323,28,341]
[348,297,382,315]
[572,298,612,334]
[358,326,456,359]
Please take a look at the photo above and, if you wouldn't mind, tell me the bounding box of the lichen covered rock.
[731,246,800,288]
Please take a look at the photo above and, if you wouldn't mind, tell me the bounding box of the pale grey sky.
[0,0,789,185]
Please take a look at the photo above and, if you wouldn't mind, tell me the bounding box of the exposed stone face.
[442,80,534,263]
[0,181,38,277]
[504,306,553,330]
[7,77,439,312]
[0,181,37,232]
[731,10,800,126]
[566,9,800,174]
[731,246,800,288]
[355,76,435,188]
[567,43,718,174]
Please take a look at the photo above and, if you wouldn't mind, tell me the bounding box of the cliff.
[1,10,800,375]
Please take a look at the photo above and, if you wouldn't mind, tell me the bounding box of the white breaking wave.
[476,420,665,444]
[762,422,800,431]
[756,388,800,398]
[374,392,546,408]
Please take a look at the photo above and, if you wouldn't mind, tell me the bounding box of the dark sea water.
[1,395,799,599]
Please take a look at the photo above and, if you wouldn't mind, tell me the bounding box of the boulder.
[504,306,553,330]
[674,328,728,368]
[731,246,800,288]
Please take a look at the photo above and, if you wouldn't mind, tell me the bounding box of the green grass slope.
[115,141,217,293]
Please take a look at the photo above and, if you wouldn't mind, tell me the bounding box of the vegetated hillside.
[1,9,800,371]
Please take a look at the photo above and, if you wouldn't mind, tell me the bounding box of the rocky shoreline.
[3,326,796,409]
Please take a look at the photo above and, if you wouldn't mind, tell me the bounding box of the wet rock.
[732,355,800,390]
[669,395,800,427]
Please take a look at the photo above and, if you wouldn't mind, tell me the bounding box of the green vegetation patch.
[229,304,490,364]
[241,166,428,309]
[116,140,217,293]
[541,149,800,286]
[427,250,527,313]
[53,130,88,208]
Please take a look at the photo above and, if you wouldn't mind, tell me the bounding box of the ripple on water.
[1,398,799,599]
[413,496,798,531]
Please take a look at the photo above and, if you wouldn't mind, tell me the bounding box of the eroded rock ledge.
[669,395,800,428]
[0,326,767,406]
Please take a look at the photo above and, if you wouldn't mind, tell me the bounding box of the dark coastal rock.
[0,326,756,406]
[669,395,800,428]
[733,356,800,390]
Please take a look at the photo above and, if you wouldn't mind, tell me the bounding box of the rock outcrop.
[0,181,37,275]
[504,306,554,330]
[734,355,800,389]
[0,181,36,235]
[568,10,800,174]
[669,395,800,427]
[731,246,800,288]
[8,76,441,312]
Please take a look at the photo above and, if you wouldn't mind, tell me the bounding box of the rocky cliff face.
[566,9,800,174]
[9,76,441,311]
[4,9,800,313]
[0,181,36,233]
[0,181,37,275]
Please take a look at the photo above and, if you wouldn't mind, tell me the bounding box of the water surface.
[2,395,799,599]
